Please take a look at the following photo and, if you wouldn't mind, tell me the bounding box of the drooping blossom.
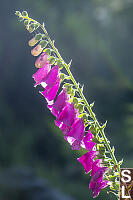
[33,65,60,101]
[40,65,60,101]
[59,123,72,136]
[65,118,85,150]
[89,167,109,198]
[48,88,69,117]
[31,44,43,56]
[91,159,102,176]
[82,130,96,151]
[35,52,49,68]
[54,102,77,136]
[41,78,60,101]
[32,64,51,87]
[77,151,98,174]
[56,102,76,127]
[44,65,59,87]
[65,137,82,150]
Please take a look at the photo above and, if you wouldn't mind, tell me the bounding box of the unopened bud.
[35,52,48,68]
[29,24,35,33]
[39,40,48,48]
[28,37,38,47]
[31,44,43,56]
[78,104,84,113]
[48,56,56,65]
[22,11,28,17]
[15,11,21,17]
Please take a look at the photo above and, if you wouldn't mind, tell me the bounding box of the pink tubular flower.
[89,167,109,198]
[59,123,72,136]
[82,130,96,151]
[64,137,81,150]
[77,151,98,174]
[65,118,85,150]
[91,159,102,176]
[44,65,60,87]
[35,52,49,68]
[56,103,76,127]
[32,64,51,87]
[55,102,78,137]
[41,77,60,101]
[40,65,60,101]
[48,88,69,117]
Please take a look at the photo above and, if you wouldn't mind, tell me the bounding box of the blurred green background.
[0,0,133,199]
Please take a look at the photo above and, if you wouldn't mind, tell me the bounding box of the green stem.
[23,15,119,172]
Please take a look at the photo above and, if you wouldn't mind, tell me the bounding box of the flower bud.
[48,56,56,65]
[35,52,48,68]
[22,11,28,17]
[73,97,78,105]
[15,11,21,17]
[29,24,35,33]
[57,60,64,69]
[40,40,48,48]
[35,34,42,41]
[31,44,43,56]
[28,37,38,47]
[24,20,29,26]
[77,104,84,113]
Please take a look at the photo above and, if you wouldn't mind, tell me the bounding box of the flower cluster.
[31,47,109,198]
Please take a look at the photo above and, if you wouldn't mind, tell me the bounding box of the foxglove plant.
[15,11,123,199]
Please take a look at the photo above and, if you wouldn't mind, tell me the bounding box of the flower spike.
[16,11,121,199]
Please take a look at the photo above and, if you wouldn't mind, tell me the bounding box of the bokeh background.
[0,0,133,199]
